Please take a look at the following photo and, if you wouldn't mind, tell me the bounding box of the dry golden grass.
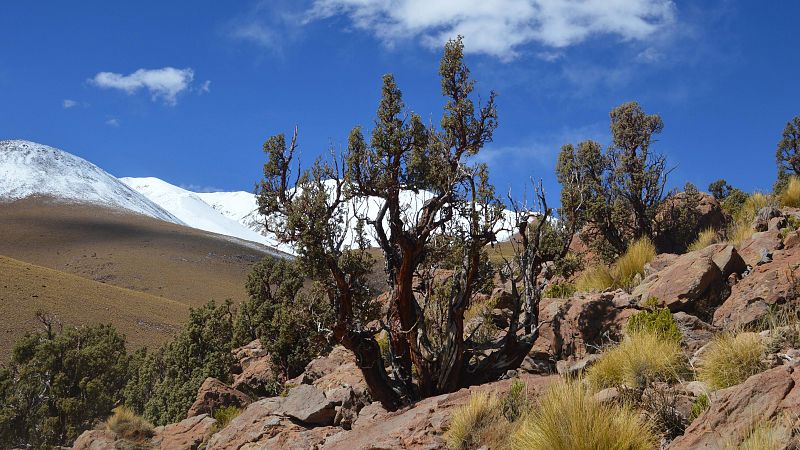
[586,331,687,390]
[780,176,800,208]
[446,391,508,450]
[106,406,154,442]
[576,237,655,292]
[688,228,720,252]
[511,380,657,450]
[696,332,766,390]
[730,193,772,246]
[0,255,188,360]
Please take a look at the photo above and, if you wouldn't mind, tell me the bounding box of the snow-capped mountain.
[0,140,181,223]
[119,177,287,251]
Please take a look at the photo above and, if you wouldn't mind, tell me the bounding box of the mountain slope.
[120,177,285,249]
[0,140,181,223]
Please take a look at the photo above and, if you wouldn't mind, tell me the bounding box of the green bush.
[626,307,682,343]
[0,317,129,448]
[124,300,237,425]
[542,282,576,299]
[502,378,529,422]
[689,394,709,421]
[212,406,241,430]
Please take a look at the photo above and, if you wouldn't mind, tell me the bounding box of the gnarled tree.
[777,116,800,187]
[256,37,580,410]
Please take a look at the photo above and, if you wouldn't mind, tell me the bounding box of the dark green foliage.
[776,116,800,186]
[0,316,129,448]
[542,282,576,299]
[502,378,528,422]
[557,102,669,261]
[124,300,237,425]
[656,182,705,254]
[708,179,734,200]
[626,307,682,343]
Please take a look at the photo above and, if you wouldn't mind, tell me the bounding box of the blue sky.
[1,1,798,200]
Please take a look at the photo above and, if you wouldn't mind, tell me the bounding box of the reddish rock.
[738,229,783,267]
[644,253,679,276]
[71,430,116,450]
[205,397,287,449]
[713,246,800,330]
[669,364,800,449]
[187,377,251,418]
[154,414,216,450]
[632,250,723,315]
[704,244,747,278]
[673,312,717,355]
[532,291,638,359]
[281,384,337,426]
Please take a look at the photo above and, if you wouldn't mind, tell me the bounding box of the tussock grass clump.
[696,332,766,390]
[626,307,682,343]
[586,331,686,390]
[725,418,791,450]
[511,380,657,450]
[542,282,576,299]
[106,407,154,442]
[779,176,800,208]
[730,192,772,246]
[576,237,655,292]
[212,405,241,429]
[688,228,720,252]
[446,391,505,450]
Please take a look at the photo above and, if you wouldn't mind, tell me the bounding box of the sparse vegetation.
[586,331,686,390]
[212,406,241,430]
[729,192,772,245]
[542,282,576,299]
[689,393,710,421]
[511,380,657,450]
[106,407,154,443]
[576,236,656,291]
[501,378,529,422]
[626,307,682,343]
[688,227,720,252]
[696,332,766,390]
[725,418,792,450]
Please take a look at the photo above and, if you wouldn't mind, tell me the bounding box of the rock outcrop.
[669,363,800,449]
[231,339,276,397]
[154,414,217,449]
[186,377,252,418]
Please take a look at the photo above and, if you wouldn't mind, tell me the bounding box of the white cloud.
[105,118,120,127]
[200,80,211,93]
[305,0,676,60]
[62,99,78,109]
[90,67,195,105]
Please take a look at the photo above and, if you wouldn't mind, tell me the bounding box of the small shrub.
[211,406,241,431]
[502,378,529,422]
[586,331,687,390]
[779,176,800,208]
[626,308,682,343]
[446,391,506,450]
[542,282,576,299]
[511,380,657,450]
[688,228,720,252]
[575,237,655,292]
[729,193,772,246]
[106,407,154,442]
[689,393,709,421]
[696,332,766,390]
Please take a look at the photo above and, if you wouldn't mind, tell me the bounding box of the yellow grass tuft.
[696,332,766,390]
[725,418,791,450]
[688,227,720,252]
[779,176,800,208]
[511,380,657,450]
[586,331,687,390]
[576,237,656,292]
[106,406,154,443]
[446,391,507,450]
[730,192,772,246]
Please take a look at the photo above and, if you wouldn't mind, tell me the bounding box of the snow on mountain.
[0,140,182,223]
[119,177,289,251]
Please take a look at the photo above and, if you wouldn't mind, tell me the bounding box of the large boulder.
[737,229,784,267]
[632,248,725,316]
[655,191,728,253]
[532,291,639,359]
[669,364,800,449]
[71,430,116,450]
[713,246,800,330]
[281,384,338,426]
[186,377,252,418]
[153,414,217,450]
[673,312,717,355]
[231,341,276,397]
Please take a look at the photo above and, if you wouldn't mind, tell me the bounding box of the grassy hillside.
[0,197,277,308]
[0,254,189,359]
